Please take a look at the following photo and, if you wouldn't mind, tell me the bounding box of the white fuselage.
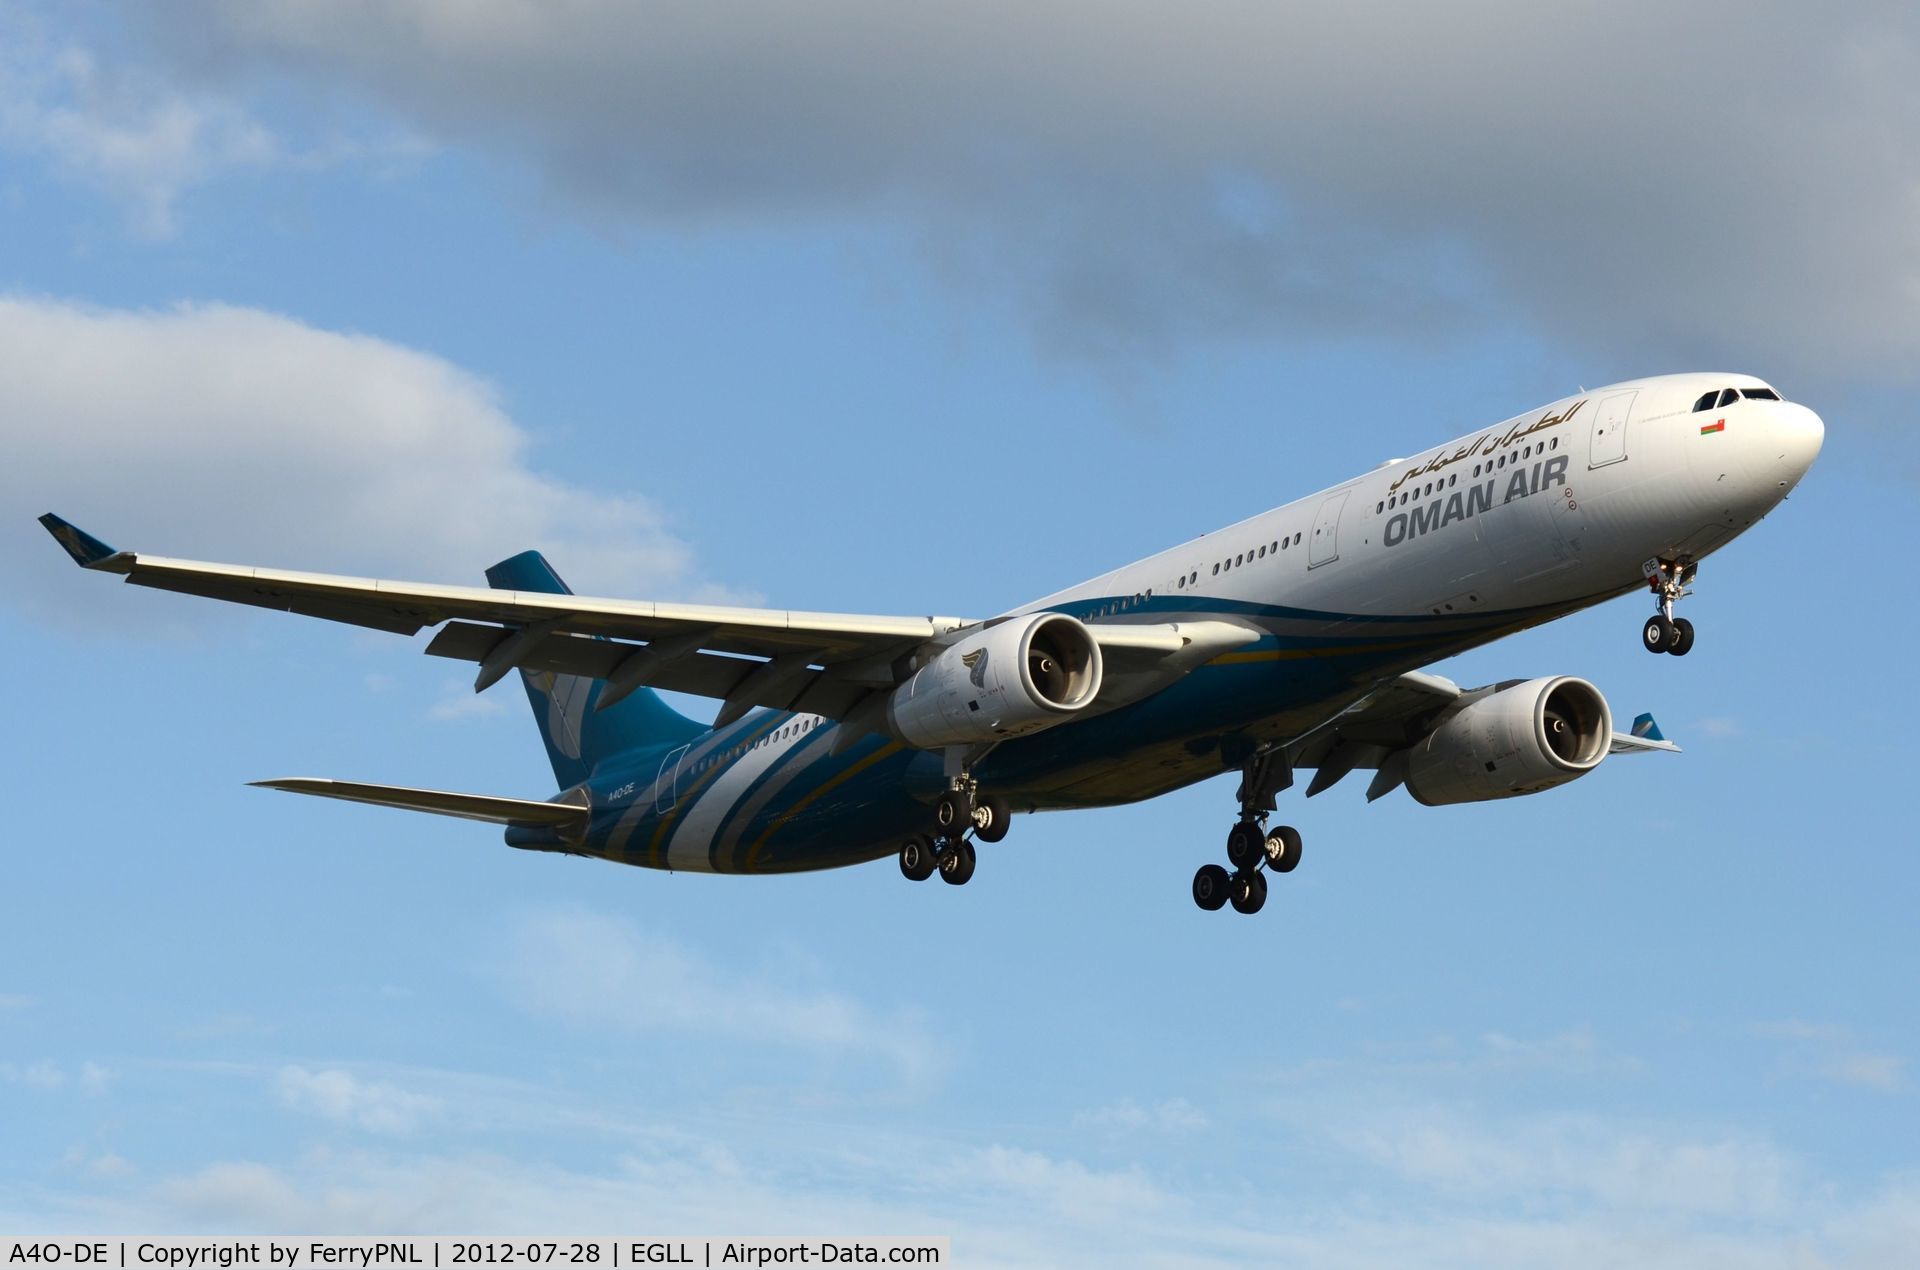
[620,372,1824,871]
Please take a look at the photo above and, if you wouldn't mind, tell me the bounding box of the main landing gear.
[1642,558,1698,656]
[1194,751,1303,915]
[899,774,1010,888]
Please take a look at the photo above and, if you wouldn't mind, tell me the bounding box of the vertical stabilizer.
[485,551,703,789]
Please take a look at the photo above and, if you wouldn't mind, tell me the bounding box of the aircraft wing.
[39,514,1245,729]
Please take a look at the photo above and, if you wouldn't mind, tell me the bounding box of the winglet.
[1630,712,1666,742]
[38,514,132,572]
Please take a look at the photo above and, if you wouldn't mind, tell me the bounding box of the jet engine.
[1403,676,1612,806]
[888,612,1103,749]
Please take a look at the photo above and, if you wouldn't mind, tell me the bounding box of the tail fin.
[485,550,703,789]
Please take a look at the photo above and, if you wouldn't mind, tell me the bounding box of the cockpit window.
[1692,391,1718,412]
[1744,387,1780,401]
[1716,387,1740,409]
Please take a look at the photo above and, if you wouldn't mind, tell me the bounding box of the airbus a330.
[42,372,1822,914]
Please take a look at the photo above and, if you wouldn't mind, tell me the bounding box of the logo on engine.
[962,647,989,688]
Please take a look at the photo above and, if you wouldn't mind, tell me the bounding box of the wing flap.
[421,622,876,720]
[251,778,591,829]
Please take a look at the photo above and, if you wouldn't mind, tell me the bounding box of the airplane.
[39,372,1823,915]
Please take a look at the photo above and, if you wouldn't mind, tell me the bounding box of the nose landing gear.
[1642,558,1698,656]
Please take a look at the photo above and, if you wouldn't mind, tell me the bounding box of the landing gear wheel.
[1643,615,1677,654]
[898,835,937,882]
[935,788,974,834]
[1192,863,1231,911]
[1229,870,1268,915]
[1669,617,1695,656]
[1226,820,1264,870]
[973,793,1011,844]
[1263,825,1303,874]
[938,840,977,886]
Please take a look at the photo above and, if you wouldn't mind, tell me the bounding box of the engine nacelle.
[887,612,1103,749]
[1404,676,1612,806]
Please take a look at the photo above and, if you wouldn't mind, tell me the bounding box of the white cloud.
[1334,1107,1798,1222]
[1,1059,109,1092]
[0,5,428,240]
[427,677,507,722]
[1825,1054,1906,1093]
[5,1125,1918,1269]
[1754,1019,1907,1093]
[276,1065,442,1133]
[0,994,32,1011]
[500,907,944,1086]
[2,1044,1916,1266]
[3,1059,68,1089]
[0,41,276,236]
[1075,1097,1208,1133]
[136,0,1920,378]
[3,295,725,628]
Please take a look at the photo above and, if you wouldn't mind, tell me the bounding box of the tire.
[974,793,1011,843]
[1226,821,1263,869]
[1230,870,1268,914]
[1643,615,1676,654]
[935,789,973,833]
[1192,863,1230,911]
[899,835,937,882]
[1669,617,1695,656]
[939,840,977,886]
[1264,825,1303,874]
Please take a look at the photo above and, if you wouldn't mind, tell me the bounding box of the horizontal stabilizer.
[251,778,590,830]
[1608,713,1680,755]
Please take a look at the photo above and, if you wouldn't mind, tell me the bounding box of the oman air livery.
[42,373,1822,915]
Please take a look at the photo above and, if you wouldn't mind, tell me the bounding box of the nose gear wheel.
[1642,558,1698,655]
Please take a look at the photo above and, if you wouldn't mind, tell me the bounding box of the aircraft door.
[655,743,690,813]
[1589,390,1635,468]
[1308,490,1350,568]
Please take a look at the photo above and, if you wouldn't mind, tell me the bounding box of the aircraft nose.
[1771,402,1825,490]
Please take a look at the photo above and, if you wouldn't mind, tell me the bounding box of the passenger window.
[1293,532,1301,545]
[1212,563,1219,576]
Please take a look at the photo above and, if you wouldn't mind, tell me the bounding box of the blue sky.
[3,1,1918,1263]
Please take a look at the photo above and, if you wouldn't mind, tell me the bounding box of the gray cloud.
[125,0,1920,379]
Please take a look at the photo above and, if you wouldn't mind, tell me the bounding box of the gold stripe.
[744,740,905,872]
[647,717,781,869]
[1209,635,1440,665]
